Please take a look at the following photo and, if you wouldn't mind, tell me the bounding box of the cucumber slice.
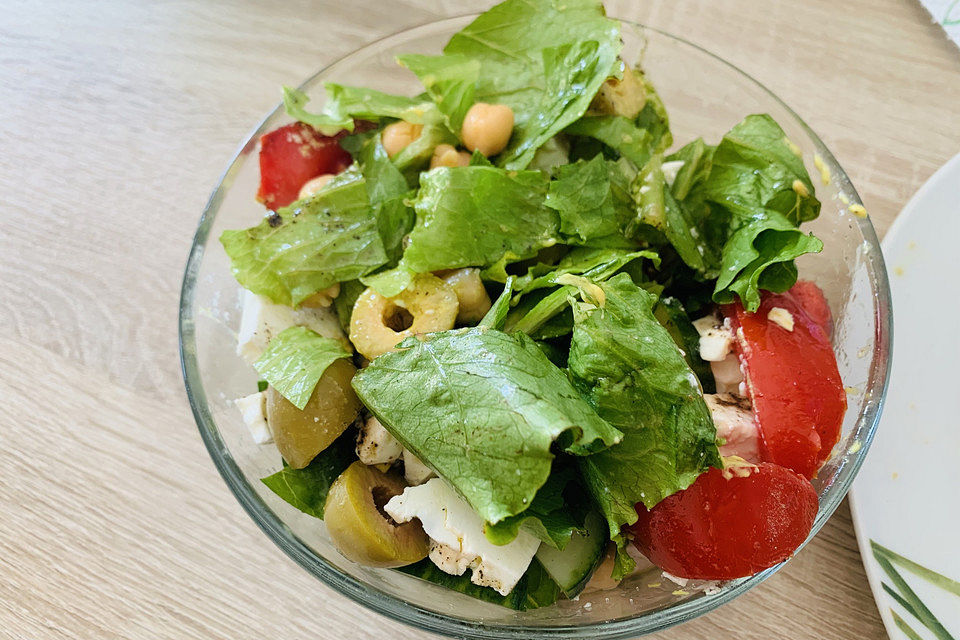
[535,510,607,598]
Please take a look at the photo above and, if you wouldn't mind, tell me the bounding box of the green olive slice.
[266,358,361,469]
[324,462,429,568]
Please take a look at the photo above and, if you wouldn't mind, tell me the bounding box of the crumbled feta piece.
[692,314,734,362]
[235,392,272,444]
[385,478,540,596]
[704,393,760,462]
[402,449,435,486]
[355,416,403,465]
[767,306,795,332]
[236,288,344,364]
[661,160,685,186]
[710,354,744,395]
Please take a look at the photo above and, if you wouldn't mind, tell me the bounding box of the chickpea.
[300,283,341,308]
[298,174,335,200]
[429,144,471,169]
[381,121,423,158]
[461,103,514,157]
[437,268,491,324]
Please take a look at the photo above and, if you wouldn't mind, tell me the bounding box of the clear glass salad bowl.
[179,15,891,639]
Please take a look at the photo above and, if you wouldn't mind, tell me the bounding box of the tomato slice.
[629,463,818,580]
[256,122,352,209]
[788,279,833,336]
[723,283,846,479]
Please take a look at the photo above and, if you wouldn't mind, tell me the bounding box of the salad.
[221,0,847,610]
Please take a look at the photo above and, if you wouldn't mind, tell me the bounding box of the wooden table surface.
[2,1,958,638]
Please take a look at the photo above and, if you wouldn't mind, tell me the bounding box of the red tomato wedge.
[723,283,846,479]
[256,122,352,210]
[788,279,834,336]
[629,463,818,580]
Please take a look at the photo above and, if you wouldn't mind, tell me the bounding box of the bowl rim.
[179,14,892,639]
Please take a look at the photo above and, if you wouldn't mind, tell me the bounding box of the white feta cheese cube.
[356,416,403,465]
[710,353,745,395]
[385,478,540,596]
[704,393,760,462]
[236,288,345,364]
[235,392,272,444]
[661,160,685,187]
[767,306,795,332]
[402,449,436,486]
[692,313,735,362]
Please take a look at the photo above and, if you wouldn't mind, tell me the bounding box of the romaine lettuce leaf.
[356,135,415,263]
[398,557,560,610]
[478,276,515,330]
[253,326,352,410]
[352,328,622,525]
[220,168,388,307]
[402,0,621,169]
[568,274,720,541]
[260,428,355,519]
[698,114,824,309]
[282,85,442,136]
[483,464,584,549]
[635,155,721,277]
[400,166,559,273]
[545,154,638,247]
[505,248,659,335]
[564,115,655,168]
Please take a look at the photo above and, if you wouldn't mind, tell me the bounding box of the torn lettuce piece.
[712,211,824,310]
[701,114,820,225]
[564,115,655,168]
[404,0,620,169]
[357,134,416,263]
[253,326,352,410]
[282,85,442,136]
[260,428,355,519]
[634,154,721,277]
[352,328,622,525]
[483,465,586,549]
[400,166,559,273]
[546,154,639,247]
[478,276,515,330]
[504,248,659,335]
[397,54,480,133]
[698,114,823,310]
[220,168,388,307]
[398,557,560,611]
[568,274,721,549]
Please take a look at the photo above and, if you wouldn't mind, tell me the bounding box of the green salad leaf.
[260,429,355,519]
[698,115,824,310]
[635,154,720,277]
[565,115,655,168]
[253,326,352,410]
[568,274,720,541]
[478,276,515,330]
[220,168,387,307]
[505,248,658,335]
[653,296,715,394]
[399,557,560,610]
[357,135,415,263]
[483,465,584,549]
[402,0,621,169]
[546,155,638,247]
[400,166,559,273]
[282,85,442,136]
[397,54,480,133]
[352,328,622,525]
[332,279,365,332]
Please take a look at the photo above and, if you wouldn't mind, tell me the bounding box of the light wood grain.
[1,0,957,638]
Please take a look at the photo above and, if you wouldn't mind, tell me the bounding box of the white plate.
[850,152,960,640]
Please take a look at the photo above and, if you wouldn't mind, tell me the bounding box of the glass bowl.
[179,15,891,639]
